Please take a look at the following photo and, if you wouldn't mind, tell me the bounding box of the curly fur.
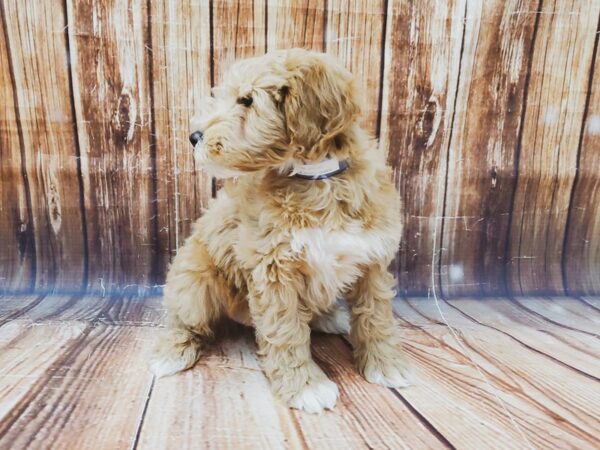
[150,48,409,413]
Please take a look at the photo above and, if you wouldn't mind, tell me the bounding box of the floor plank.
[0,295,599,449]
[139,328,446,450]
[138,328,305,450]
[393,298,600,449]
[512,297,600,337]
[446,298,600,379]
[0,321,86,420]
[0,295,45,323]
[11,294,110,323]
[0,325,154,450]
[306,335,449,449]
[0,294,164,327]
[581,296,600,311]
[99,295,164,327]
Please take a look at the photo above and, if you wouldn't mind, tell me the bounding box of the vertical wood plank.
[211,0,266,192]
[379,0,466,296]
[1,0,86,292]
[507,0,600,295]
[0,9,34,293]
[212,0,267,84]
[266,0,326,51]
[440,0,539,297]
[564,20,600,295]
[66,0,155,294]
[151,0,213,281]
[326,0,386,136]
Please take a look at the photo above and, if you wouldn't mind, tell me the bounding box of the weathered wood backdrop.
[1,0,599,297]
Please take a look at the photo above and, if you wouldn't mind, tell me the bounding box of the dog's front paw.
[288,378,339,414]
[362,357,410,388]
[357,342,411,388]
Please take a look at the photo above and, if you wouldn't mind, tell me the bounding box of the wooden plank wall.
[0,0,599,297]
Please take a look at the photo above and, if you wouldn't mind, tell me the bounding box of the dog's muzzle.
[189,131,203,147]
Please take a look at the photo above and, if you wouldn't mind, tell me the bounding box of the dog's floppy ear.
[281,51,361,159]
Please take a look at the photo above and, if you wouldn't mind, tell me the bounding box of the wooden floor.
[0,295,599,449]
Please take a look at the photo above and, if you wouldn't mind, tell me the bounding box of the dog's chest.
[290,226,392,298]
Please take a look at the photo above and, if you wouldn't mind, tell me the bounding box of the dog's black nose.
[189,131,203,146]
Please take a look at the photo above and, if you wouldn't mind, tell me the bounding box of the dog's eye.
[237,96,253,107]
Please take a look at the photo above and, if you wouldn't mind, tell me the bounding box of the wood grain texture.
[210,0,267,192]
[139,328,446,450]
[0,325,154,450]
[212,0,267,84]
[6,294,108,323]
[1,2,600,296]
[380,0,466,296]
[325,0,386,136]
[511,296,600,337]
[581,296,600,310]
[305,335,449,449]
[0,10,34,294]
[564,21,600,295]
[267,0,326,52]
[507,0,600,295]
[0,295,44,323]
[0,321,87,422]
[1,295,599,447]
[151,0,213,281]
[446,298,600,379]
[440,0,539,297]
[66,0,155,295]
[0,294,162,326]
[393,298,600,449]
[1,0,86,292]
[138,329,306,450]
[98,294,164,326]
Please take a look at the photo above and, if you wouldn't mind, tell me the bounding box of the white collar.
[288,155,349,180]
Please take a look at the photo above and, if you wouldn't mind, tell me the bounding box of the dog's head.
[190,49,362,178]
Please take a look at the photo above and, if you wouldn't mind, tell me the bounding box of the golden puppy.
[151,48,408,413]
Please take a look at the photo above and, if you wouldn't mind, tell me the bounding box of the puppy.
[151,48,408,413]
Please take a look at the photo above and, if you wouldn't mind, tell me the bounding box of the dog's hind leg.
[347,262,410,388]
[150,237,226,378]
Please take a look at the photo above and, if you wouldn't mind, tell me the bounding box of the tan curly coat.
[150,48,409,413]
